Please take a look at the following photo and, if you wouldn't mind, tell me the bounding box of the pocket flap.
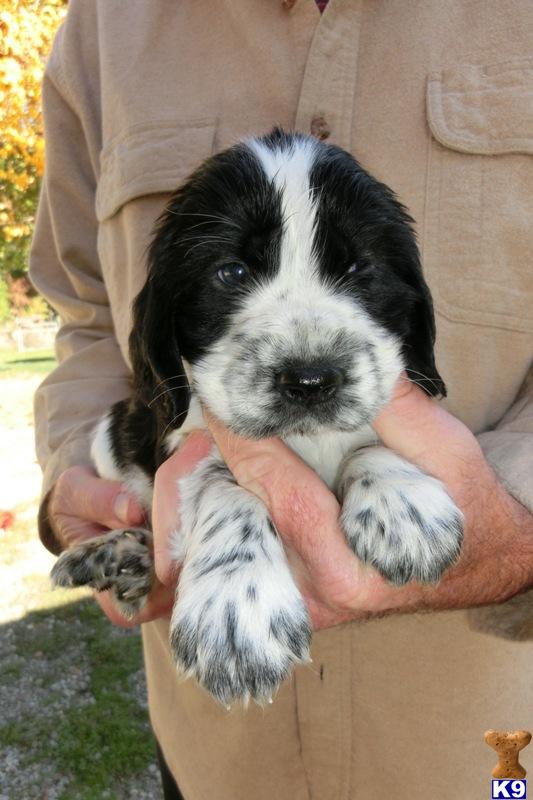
[96,119,217,221]
[427,59,533,155]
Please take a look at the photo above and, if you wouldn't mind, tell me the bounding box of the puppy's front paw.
[341,461,463,585]
[51,528,154,618]
[171,582,311,706]
[170,506,311,705]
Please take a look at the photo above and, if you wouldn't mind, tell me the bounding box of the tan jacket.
[31,2,533,798]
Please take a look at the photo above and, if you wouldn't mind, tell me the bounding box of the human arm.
[30,19,135,533]
[31,19,167,624]
[200,376,533,629]
[85,373,532,629]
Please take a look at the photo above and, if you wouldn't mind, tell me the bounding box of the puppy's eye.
[346,263,358,274]
[217,262,250,286]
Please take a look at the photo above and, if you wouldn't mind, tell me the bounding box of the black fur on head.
[129,264,190,437]
[308,140,445,397]
[128,140,285,437]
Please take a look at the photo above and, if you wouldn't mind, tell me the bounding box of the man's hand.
[50,465,146,548]
[49,465,153,625]
[49,441,208,627]
[204,377,533,629]
[51,379,533,631]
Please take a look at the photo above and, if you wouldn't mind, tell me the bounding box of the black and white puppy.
[52,129,463,704]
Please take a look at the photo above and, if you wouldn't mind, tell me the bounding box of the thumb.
[372,374,479,480]
[57,466,146,531]
[152,431,213,586]
[205,412,359,583]
[205,413,394,616]
[372,376,440,456]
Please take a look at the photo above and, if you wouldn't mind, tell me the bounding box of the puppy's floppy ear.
[382,195,446,399]
[403,274,446,398]
[129,227,190,430]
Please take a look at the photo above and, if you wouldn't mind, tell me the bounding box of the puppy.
[52,129,463,704]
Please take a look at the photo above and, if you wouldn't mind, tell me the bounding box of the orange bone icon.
[485,730,532,779]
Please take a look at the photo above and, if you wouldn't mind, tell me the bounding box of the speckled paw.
[51,528,154,618]
[341,468,463,585]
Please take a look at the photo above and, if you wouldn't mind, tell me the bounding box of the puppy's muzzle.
[276,366,344,406]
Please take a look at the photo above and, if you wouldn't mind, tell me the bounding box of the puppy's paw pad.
[51,528,154,614]
[341,470,463,585]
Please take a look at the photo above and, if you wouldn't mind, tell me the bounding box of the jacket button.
[282,0,297,8]
[310,113,331,140]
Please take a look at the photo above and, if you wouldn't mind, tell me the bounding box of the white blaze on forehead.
[191,136,404,443]
[246,136,320,288]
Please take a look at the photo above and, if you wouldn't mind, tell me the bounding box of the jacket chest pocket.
[95,120,217,355]
[423,58,533,333]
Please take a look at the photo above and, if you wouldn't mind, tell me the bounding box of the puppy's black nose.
[276,367,344,405]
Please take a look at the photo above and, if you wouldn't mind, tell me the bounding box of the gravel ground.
[0,372,164,800]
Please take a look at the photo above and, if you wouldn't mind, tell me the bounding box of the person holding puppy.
[32,1,533,798]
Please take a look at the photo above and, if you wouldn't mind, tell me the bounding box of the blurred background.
[1,3,162,797]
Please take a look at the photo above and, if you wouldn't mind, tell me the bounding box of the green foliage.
[0,276,10,322]
[55,602,156,798]
[0,597,156,798]
[0,484,156,796]
[0,172,40,280]
[0,0,67,316]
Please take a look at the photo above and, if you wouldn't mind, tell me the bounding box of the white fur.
[285,425,376,489]
[91,414,153,508]
[83,134,463,704]
[121,466,153,510]
[339,447,463,584]
[169,452,310,704]
[91,414,122,481]
[247,135,320,291]
[193,137,402,483]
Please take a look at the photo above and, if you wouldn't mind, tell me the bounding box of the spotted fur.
[51,129,463,704]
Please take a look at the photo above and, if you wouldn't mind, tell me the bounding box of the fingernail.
[113,492,131,524]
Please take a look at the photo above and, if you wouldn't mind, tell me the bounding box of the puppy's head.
[131,129,444,439]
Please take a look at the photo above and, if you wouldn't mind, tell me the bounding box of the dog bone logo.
[485,730,532,779]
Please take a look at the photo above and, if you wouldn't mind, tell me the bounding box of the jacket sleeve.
[477,367,533,515]
[468,366,533,639]
[30,25,133,523]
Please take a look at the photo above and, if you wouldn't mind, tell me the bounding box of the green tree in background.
[0,0,67,321]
